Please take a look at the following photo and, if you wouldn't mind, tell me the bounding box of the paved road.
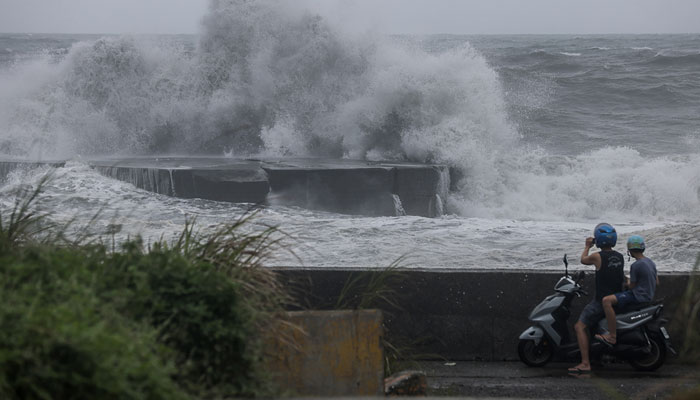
[423,361,700,399]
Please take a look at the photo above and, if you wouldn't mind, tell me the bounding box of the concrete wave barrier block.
[91,158,271,203]
[1,157,451,217]
[389,164,450,217]
[264,310,384,397]
[264,160,396,216]
[0,160,66,181]
[262,158,450,217]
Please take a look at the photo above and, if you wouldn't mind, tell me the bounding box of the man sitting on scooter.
[595,235,659,346]
[569,223,625,373]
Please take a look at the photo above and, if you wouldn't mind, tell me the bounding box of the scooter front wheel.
[518,338,553,367]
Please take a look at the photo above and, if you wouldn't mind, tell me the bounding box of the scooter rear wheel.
[628,335,666,372]
[518,338,553,367]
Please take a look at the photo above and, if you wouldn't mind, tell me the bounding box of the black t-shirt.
[595,250,625,301]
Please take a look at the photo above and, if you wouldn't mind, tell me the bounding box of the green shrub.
[97,243,265,397]
[676,255,700,364]
[0,177,289,399]
[0,247,185,400]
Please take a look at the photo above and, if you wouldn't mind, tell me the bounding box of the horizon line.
[2,31,699,36]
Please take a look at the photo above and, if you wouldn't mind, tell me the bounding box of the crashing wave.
[0,0,698,222]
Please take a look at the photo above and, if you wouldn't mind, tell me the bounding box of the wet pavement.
[423,361,700,399]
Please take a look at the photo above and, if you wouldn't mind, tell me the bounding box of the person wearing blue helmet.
[596,235,659,346]
[569,223,625,373]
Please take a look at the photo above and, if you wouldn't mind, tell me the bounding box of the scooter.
[518,255,676,371]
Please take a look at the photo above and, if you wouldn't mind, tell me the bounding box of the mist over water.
[0,1,699,270]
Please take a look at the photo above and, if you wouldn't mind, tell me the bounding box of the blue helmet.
[627,235,646,252]
[594,223,617,248]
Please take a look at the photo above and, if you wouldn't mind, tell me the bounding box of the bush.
[0,179,288,399]
[676,255,700,363]
[98,243,265,396]
[0,246,185,400]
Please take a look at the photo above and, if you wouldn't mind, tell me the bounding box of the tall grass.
[0,176,290,399]
[678,255,700,363]
[665,255,700,400]
[330,260,436,375]
[334,258,406,311]
[0,174,56,249]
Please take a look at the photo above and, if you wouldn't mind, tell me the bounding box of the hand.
[585,237,595,248]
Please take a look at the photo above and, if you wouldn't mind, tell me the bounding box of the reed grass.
[334,257,407,312]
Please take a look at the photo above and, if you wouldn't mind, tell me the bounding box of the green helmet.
[627,235,646,252]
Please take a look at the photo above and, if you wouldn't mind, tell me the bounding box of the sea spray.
[392,194,406,217]
[0,1,698,223]
[0,0,515,161]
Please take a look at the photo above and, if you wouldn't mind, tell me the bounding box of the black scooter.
[518,255,676,371]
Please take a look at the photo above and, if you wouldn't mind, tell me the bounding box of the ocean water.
[1,1,699,271]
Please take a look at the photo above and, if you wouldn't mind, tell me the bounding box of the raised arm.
[580,237,601,269]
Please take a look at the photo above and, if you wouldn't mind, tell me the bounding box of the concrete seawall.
[1,158,449,217]
[276,269,695,361]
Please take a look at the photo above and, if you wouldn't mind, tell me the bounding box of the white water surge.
[0,163,695,271]
[0,0,699,270]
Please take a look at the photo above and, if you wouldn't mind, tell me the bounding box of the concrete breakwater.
[276,268,694,361]
[0,158,450,217]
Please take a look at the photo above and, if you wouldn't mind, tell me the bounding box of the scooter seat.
[615,302,650,314]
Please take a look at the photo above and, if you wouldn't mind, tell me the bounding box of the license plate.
[660,327,670,340]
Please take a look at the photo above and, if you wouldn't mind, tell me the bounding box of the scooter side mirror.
[563,254,568,268]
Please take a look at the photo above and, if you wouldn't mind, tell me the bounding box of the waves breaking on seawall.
[0,0,699,222]
[0,0,515,162]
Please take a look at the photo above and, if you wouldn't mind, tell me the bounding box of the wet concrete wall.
[264,310,385,397]
[264,163,396,216]
[276,269,694,361]
[91,159,271,204]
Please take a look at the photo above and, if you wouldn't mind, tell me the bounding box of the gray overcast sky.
[1,0,699,35]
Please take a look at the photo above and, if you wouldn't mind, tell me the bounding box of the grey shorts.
[578,300,605,327]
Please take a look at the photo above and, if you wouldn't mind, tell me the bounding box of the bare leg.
[598,295,618,344]
[569,321,591,372]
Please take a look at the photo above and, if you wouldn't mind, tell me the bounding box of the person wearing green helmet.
[596,235,659,346]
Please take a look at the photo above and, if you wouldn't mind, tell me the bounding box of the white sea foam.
[450,147,700,222]
[1,164,695,271]
[560,52,582,56]
[0,0,699,227]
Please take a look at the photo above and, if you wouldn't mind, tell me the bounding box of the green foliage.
[0,175,54,251]
[0,245,185,400]
[97,244,266,397]
[678,255,700,364]
[334,258,406,311]
[330,259,432,376]
[664,255,700,400]
[0,177,289,399]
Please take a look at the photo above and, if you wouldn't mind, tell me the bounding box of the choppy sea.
[1,1,699,271]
